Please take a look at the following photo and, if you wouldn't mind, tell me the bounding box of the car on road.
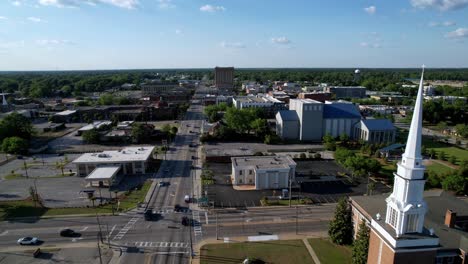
[184,195,191,203]
[158,181,168,187]
[181,216,191,226]
[17,237,39,245]
[60,229,80,237]
[174,204,182,212]
[144,209,161,221]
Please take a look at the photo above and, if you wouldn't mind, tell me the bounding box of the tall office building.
[214,67,234,90]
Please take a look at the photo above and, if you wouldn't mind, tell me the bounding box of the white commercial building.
[73,146,155,179]
[231,156,296,190]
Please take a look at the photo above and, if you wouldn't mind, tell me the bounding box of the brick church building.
[350,68,468,264]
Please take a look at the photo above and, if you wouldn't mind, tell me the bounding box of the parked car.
[174,204,182,212]
[60,229,79,237]
[17,237,39,245]
[184,195,190,203]
[158,181,168,187]
[181,216,191,226]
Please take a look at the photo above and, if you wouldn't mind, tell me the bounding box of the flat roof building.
[73,146,155,178]
[231,156,296,190]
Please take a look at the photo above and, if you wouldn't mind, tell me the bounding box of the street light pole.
[295,206,299,235]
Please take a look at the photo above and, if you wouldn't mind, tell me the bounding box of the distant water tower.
[354,69,361,82]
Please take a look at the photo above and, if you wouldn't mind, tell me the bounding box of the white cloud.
[364,5,376,14]
[28,17,45,22]
[0,40,25,50]
[38,0,139,9]
[38,0,80,8]
[175,29,182,35]
[271,37,291,44]
[410,0,468,11]
[158,0,175,9]
[97,0,138,9]
[429,21,456,26]
[12,1,22,6]
[200,4,225,12]
[220,41,246,49]
[36,39,74,45]
[0,16,8,20]
[445,27,468,38]
[360,42,381,48]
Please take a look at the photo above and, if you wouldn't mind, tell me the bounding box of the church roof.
[350,191,468,251]
[323,103,361,119]
[361,119,396,131]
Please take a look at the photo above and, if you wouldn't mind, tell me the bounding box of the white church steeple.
[2,92,7,106]
[385,66,427,237]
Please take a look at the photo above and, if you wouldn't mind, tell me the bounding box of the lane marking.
[80,226,89,232]
[0,231,8,236]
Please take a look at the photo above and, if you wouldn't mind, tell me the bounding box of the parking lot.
[203,159,390,208]
[0,155,150,208]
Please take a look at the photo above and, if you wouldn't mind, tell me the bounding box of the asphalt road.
[117,102,204,264]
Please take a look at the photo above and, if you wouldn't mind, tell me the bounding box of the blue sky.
[0,0,468,70]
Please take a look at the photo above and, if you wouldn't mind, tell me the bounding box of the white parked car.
[184,195,190,203]
[17,237,39,245]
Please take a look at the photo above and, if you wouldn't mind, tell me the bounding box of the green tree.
[437,151,446,161]
[352,221,370,264]
[0,112,34,141]
[334,147,355,164]
[328,197,353,245]
[161,124,172,135]
[323,133,337,151]
[449,155,457,165]
[1,136,29,154]
[82,129,100,144]
[132,123,152,143]
[428,149,436,159]
[98,93,114,105]
[170,126,178,136]
[442,174,465,194]
[55,161,65,176]
[250,118,269,137]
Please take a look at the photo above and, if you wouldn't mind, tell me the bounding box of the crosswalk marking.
[113,217,139,240]
[127,241,189,248]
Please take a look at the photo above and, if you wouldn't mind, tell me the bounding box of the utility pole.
[295,206,299,235]
[95,213,103,264]
[288,173,292,207]
[216,212,219,240]
[23,160,29,178]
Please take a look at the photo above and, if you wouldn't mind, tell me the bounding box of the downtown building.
[214,66,234,91]
[350,69,468,264]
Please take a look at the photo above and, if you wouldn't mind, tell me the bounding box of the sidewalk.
[191,231,327,264]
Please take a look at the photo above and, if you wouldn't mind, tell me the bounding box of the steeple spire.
[385,66,427,237]
[402,65,424,167]
[2,91,7,106]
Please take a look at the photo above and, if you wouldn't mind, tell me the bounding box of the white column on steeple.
[385,66,427,237]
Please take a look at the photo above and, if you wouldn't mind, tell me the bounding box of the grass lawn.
[426,162,456,175]
[308,238,352,264]
[423,138,468,165]
[4,173,24,180]
[262,199,313,206]
[200,240,314,264]
[0,180,152,220]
